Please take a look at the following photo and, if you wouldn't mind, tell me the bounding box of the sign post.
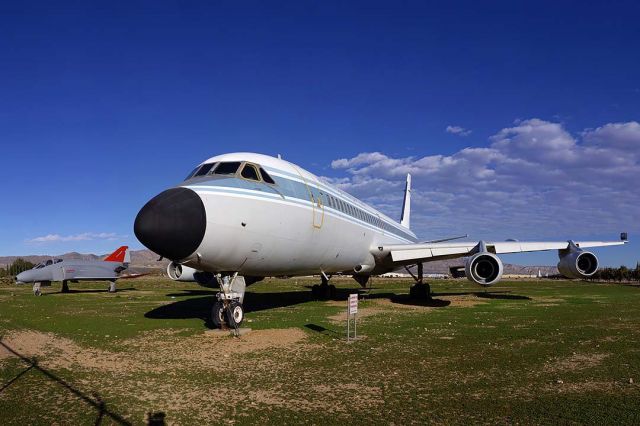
[347,293,358,341]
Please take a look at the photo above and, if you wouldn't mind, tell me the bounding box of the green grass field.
[1,277,639,425]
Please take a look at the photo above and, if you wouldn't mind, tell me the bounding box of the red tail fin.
[104,246,129,262]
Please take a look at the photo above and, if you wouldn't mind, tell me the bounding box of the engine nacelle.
[557,250,598,279]
[354,264,375,274]
[465,252,504,286]
[167,262,217,287]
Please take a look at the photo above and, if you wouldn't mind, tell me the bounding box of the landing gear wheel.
[212,300,226,328]
[328,284,337,299]
[409,283,431,299]
[226,301,244,328]
[61,280,70,293]
[34,288,41,296]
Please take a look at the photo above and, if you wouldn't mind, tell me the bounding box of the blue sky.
[0,1,638,266]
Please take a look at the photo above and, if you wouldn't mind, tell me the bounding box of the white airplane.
[134,152,628,328]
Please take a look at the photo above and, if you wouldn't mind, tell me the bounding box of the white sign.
[348,293,358,315]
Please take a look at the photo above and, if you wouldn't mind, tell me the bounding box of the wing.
[374,236,628,266]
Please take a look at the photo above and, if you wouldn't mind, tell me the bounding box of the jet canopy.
[184,161,276,184]
[33,259,63,269]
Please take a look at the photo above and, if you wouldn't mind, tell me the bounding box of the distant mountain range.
[0,250,558,276]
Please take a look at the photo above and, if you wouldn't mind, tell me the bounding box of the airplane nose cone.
[134,187,207,261]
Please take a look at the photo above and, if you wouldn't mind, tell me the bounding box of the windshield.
[194,163,216,177]
[214,162,242,175]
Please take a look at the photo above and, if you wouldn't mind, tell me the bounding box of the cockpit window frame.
[185,166,200,180]
[258,167,276,185]
[240,163,261,182]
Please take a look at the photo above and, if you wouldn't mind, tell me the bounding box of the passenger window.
[259,167,276,184]
[214,162,242,175]
[194,163,215,177]
[241,164,260,181]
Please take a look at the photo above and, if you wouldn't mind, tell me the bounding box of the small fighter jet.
[16,246,130,296]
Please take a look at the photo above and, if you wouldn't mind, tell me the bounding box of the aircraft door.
[292,164,324,229]
[311,188,325,229]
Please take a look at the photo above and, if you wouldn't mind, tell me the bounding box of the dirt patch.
[0,327,311,374]
[0,330,126,372]
[544,352,611,373]
[543,380,622,394]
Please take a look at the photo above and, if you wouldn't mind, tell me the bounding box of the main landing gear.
[212,274,246,330]
[311,272,336,299]
[406,263,431,300]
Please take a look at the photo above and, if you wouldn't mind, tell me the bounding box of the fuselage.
[135,153,418,277]
[16,259,122,283]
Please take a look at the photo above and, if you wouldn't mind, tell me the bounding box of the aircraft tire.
[409,283,431,299]
[311,284,320,298]
[34,289,41,296]
[226,301,244,328]
[329,285,337,299]
[212,300,226,328]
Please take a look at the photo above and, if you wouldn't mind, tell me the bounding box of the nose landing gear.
[212,274,246,331]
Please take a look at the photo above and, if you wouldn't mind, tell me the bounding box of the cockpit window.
[194,163,216,177]
[35,262,44,269]
[213,162,242,175]
[55,259,63,264]
[259,167,276,184]
[241,164,260,181]
[45,260,53,266]
[185,166,200,180]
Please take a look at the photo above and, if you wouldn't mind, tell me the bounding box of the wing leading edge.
[375,236,628,266]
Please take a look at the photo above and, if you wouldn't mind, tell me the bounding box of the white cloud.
[328,119,640,240]
[27,232,126,244]
[582,121,640,152]
[446,125,472,136]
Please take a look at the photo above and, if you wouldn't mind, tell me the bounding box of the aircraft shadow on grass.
[143,285,531,328]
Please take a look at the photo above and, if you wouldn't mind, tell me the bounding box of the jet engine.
[465,252,504,286]
[167,262,216,287]
[557,250,598,279]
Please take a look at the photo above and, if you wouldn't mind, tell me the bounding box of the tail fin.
[400,174,411,229]
[104,246,129,263]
